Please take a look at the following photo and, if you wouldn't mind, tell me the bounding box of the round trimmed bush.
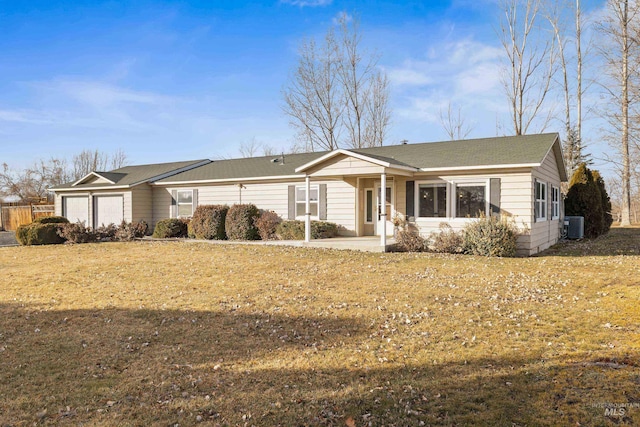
[255,210,282,240]
[16,223,66,245]
[190,205,229,240]
[225,204,260,240]
[152,218,188,238]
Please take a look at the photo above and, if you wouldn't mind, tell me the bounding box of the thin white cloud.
[332,11,352,25]
[387,37,505,125]
[280,0,332,7]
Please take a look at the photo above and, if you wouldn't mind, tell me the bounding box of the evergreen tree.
[565,163,605,238]
[592,170,614,233]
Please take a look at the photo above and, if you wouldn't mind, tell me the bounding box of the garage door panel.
[94,196,124,227]
[64,196,89,225]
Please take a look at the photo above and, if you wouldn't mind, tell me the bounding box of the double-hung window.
[455,183,486,218]
[535,180,547,221]
[418,183,447,217]
[552,186,560,220]
[177,190,194,217]
[296,185,318,217]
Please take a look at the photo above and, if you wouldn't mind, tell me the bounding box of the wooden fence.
[0,204,55,231]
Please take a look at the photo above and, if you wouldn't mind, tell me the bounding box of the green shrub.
[463,214,518,257]
[152,218,188,238]
[16,223,66,246]
[312,221,339,239]
[565,163,606,238]
[592,170,613,234]
[190,205,229,240]
[276,220,305,240]
[33,216,70,224]
[275,220,340,240]
[428,223,464,254]
[58,222,99,244]
[115,220,149,241]
[225,204,260,240]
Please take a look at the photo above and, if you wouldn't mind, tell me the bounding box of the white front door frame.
[374,177,394,240]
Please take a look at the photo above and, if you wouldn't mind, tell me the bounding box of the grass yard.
[1,229,639,426]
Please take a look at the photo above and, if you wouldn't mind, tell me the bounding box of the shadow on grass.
[0,303,637,426]
[540,227,640,257]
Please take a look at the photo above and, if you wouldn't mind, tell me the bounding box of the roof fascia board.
[419,163,540,173]
[548,135,569,182]
[72,171,115,186]
[52,185,131,192]
[295,149,409,173]
[153,174,306,186]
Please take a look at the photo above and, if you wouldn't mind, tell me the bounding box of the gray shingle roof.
[52,133,565,190]
[352,133,559,169]
[156,152,325,183]
[52,159,210,190]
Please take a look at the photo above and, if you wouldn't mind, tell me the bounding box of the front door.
[374,183,393,236]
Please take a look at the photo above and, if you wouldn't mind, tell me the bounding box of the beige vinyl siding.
[307,154,385,177]
[54,193,63,216]
[131,184,153,224]
[406,171,538,254]
[529,148,563,254]
[152,187,172,226]
[154,179,358,235]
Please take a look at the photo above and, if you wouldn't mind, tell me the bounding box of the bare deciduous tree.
[499,0,557,135]
[439,102,474,140]
[72,149,127,179]
[283,15,391,151]
[0,149,128,203]
[596,0,639,226]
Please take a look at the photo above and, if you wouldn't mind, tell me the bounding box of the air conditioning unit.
[564,216,584,239]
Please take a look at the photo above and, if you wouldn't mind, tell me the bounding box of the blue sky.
[0,0,609,174]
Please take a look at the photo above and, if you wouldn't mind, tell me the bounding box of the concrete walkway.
[179,236,396,253]
[0,231,18,247]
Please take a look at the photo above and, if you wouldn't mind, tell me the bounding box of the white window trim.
[364,188,374,224]
[415,180,449,219]
[452,180,489,219]
[413,179,490,221]
[552,186,560,220]
[295,184,319,220]
[177,189,194,218]
[535,180,547,222]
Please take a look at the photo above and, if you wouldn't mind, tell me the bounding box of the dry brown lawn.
[1,228,639,426]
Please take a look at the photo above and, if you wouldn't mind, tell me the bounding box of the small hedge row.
[16,217,149,246]
[275,220,339,240]
[395,215,520,257]
[152,206,340,241]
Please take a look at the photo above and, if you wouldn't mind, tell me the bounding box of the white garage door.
[63,196,89,225]
[94,195,124,227]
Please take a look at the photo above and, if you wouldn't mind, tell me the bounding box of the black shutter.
[319,184,327,220]
[288,185,295,220]
[490,178,501,216]
[406,181,415,218]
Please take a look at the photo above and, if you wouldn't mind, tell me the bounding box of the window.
[535,180,547,221]
[552,186,560,220]
[177,190,193,217]
[365,189,373,223]
[296,185,318,217]
[455,184,486,218]
[418,183,447,217]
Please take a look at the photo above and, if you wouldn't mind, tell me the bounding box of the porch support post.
[305,175,311,243]
[380,172,387,247]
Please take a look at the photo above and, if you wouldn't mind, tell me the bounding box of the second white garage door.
[94,195,124,227]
